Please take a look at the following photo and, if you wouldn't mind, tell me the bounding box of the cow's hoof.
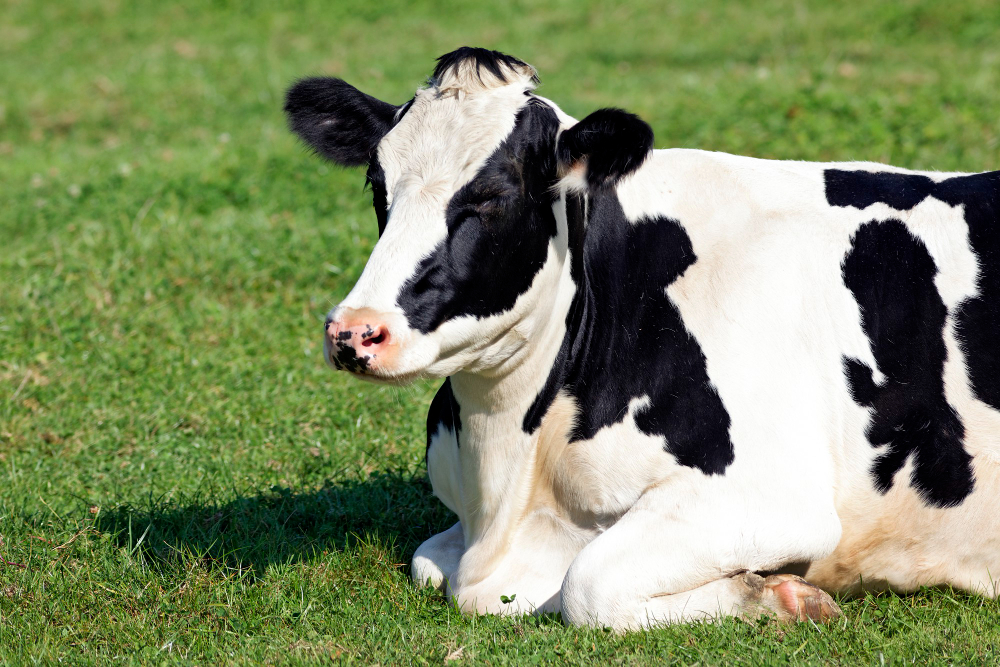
[741,572,842,623]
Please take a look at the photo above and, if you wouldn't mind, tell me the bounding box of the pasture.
[2,0,1000,663]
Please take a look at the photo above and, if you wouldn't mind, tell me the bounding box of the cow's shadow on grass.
[95,471,455,577]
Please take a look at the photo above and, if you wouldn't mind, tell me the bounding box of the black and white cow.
[285,48,1000,630]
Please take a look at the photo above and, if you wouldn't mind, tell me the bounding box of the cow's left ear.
[284,77,399,167]
[557,108,654,190]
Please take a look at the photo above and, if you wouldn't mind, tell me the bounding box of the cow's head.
[285,48,652,382]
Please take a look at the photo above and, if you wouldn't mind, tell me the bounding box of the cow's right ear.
[557,108,654,190]
[284,77,398,167]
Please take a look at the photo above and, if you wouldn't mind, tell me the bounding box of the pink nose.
[325,310,392,373]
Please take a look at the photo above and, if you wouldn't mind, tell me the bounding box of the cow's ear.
[557,108,654,190]
[284,77,398,167]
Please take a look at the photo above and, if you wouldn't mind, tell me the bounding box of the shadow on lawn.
[95,471,455,576]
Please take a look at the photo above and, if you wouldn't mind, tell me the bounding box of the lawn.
[2,0,1000,663]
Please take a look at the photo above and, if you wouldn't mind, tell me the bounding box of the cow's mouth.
[329,341,372,375]
[324,337,422,386]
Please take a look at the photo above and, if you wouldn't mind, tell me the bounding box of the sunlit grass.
[2,0,999,663]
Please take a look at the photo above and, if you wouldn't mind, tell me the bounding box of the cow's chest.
[536,393,681,525]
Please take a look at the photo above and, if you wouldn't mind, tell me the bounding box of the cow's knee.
[560,548,632,629]
[411,522,463,592]
[411,551,446,591]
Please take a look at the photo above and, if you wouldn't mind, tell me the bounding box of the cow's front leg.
[560,486,842,630]
[414,378,466,592]
[412,522,464,592]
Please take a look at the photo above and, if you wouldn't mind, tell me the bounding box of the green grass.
[2,0,1000,663]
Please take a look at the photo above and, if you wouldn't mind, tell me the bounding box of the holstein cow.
[285,48,1000,630]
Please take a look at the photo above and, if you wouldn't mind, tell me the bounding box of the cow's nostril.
[362,329,388,347]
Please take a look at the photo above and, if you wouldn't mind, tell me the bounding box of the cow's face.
[286,48,653,382]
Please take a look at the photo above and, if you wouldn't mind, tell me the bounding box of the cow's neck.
[444,194,580,586]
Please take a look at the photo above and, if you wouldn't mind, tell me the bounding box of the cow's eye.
[453,208,480,225]
[476,194,512,218]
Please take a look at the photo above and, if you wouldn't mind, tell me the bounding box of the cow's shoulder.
[524,189,735,477]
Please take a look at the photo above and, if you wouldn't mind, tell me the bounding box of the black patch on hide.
[841,219,974,507]
[396,101,561,333]
[524,193,734,476]
[937,173,1000,413]
[825,169,935,211]
[825,168,1000,413]
[556,108,654,190]
[426,378,461,460]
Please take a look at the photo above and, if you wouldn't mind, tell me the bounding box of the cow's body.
[285,48,1000,630]
[417,150,1000,624]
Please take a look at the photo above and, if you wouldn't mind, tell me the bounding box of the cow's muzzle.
[324,307,397,376]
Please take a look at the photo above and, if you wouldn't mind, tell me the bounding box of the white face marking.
[340,84,531,314]
[329,75,579,381]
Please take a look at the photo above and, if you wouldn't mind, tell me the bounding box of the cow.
[284,47,1000,630]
